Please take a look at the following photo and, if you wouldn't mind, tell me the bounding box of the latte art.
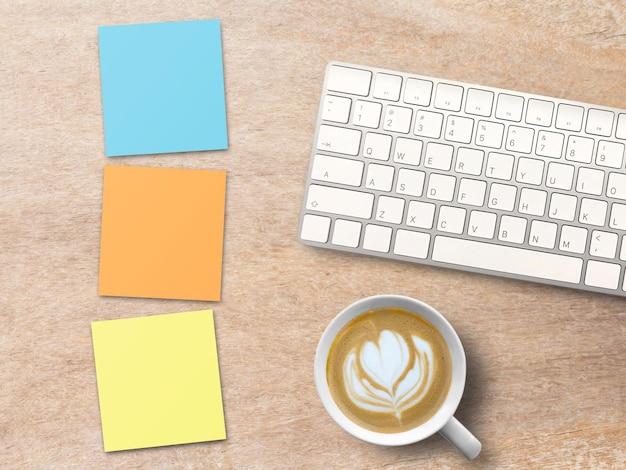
[326,307,452,433]
[344,330,434,424]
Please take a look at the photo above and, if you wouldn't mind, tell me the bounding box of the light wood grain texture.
[1,1,625,468]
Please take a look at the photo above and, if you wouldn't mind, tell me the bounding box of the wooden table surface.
[2,1,625,468]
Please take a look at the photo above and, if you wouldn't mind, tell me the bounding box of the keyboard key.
[576,167,604,196]
[559,226,588,254]
[498,215,527,244]
[584,260,621,289]
[617,114,626,140]
[363,224,392,252]
[311,154,364,186]
[488,183,517,211]
[414,110,444,138]
[516,157,544,186]
[383,105,413,133]
[505,126,534,154]
[486,152,515,180]
[607,173,626,200]
[586,108,614,137]
[365,163,395,191]
[546,162,575,190]
[427,174,456,201]
[317,125,361,155]
[373,73,402,101]
[301,214,331,243]
[363,132,392,160]
[589,230,618,259]
[596,141,624,168]
[566,136,594,164]
[445,115,474,143]
[496,93,524,121]
[432,236,583,284]
[396,168,426,197]
[476,121,504,149]
[327,65,371,96]
[437,206,466,234]
[556,103,584,132]
[455,148,485,175]
[322,95,352,123]
[579,198,607,226]
[353,100,382,128]
[306,185,374,219]
[404,78,433,106]
[394,230,430,259]
[424,142,454,170]
[465,88,494,117]
[406,201,435,229]
[375,196,405,224]
[519,188,547,216]
[526,98,554,127]
[434,83,463,111]
[458,178,487,206]
[393,137,422,165]
[529,220,558,249]
[468,211,497,239]
[548,193,577,221]
[536,130,564,159]
[332,219,362,247]
[609,203,626,230]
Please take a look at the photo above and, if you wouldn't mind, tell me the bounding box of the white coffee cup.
[314,294,481,460]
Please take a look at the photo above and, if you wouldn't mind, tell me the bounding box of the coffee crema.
[326,307,452,433]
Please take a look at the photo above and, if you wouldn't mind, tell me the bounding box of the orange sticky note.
[98,165,226,301]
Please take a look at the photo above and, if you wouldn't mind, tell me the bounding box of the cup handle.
[438,416,481,460]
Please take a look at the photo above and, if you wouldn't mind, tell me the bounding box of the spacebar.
[432,236,583,284]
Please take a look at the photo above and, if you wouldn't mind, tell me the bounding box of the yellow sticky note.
[98,165,226,301]
[91,310,226,452]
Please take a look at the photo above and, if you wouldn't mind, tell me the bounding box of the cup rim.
[314,294,467,446]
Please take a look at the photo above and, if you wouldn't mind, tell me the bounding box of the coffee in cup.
[315,295,481,459]
[326,306,452,433]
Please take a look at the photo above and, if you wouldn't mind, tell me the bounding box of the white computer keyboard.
[298,61,626,297]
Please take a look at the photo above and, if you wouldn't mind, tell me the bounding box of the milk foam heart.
[344,330,434,424]
[325,307,452,433]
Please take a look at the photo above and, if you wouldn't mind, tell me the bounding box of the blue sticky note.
[98,19,228,156]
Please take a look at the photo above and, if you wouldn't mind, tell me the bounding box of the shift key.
[306,184,374,219]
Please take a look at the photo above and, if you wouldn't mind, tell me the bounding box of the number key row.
[318,114,625,171]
